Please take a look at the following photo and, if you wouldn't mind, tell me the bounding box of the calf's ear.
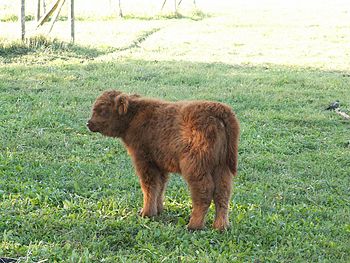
[115,94,129,115]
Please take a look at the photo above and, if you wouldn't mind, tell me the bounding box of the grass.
[122,9,211,21]
[1,44,350,261]
[0,14,34,22]
[0,12,207,22]
[1,0,350,261]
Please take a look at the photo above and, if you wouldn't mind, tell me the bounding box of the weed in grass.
[0,14,34,22]
[0,14,18,22]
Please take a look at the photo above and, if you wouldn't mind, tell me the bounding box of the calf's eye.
[100,108,110,117]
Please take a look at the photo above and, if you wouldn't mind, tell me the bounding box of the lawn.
[1,0,350,262]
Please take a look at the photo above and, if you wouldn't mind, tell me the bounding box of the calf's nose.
[87,120,96,131]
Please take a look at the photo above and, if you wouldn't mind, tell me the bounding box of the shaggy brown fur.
[87,90,240,230]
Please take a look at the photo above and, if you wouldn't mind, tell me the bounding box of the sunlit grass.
[2,0,349,70]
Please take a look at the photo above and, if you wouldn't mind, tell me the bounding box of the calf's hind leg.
[212,166,233,230]
[185,173,214,230]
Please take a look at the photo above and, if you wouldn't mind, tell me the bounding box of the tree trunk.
[36,0,41,21]
[20,0,25,41]
[68,0,75,43]
[118,0,123,17]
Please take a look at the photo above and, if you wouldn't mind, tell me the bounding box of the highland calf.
[87,90,239,230]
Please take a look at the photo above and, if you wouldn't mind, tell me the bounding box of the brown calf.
[87,90,239,230]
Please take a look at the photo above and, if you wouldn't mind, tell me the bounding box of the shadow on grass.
[0,35,115,60]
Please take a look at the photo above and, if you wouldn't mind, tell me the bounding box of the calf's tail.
[215,104,240,175]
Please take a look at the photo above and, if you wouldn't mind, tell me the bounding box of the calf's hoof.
[139,208,157,217]
[187,218,205,231]
[213,218,230,231]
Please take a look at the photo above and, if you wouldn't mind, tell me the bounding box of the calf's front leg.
[134,159,165,217]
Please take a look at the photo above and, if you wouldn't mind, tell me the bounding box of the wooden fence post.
[20,0,25,41]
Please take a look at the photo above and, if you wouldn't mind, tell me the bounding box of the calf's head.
[87,90,133,137]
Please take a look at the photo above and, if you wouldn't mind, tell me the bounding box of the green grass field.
[1,0,350,262]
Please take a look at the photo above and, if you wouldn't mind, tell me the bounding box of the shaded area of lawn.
[1,59,349,262]
[0,36,115,63]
